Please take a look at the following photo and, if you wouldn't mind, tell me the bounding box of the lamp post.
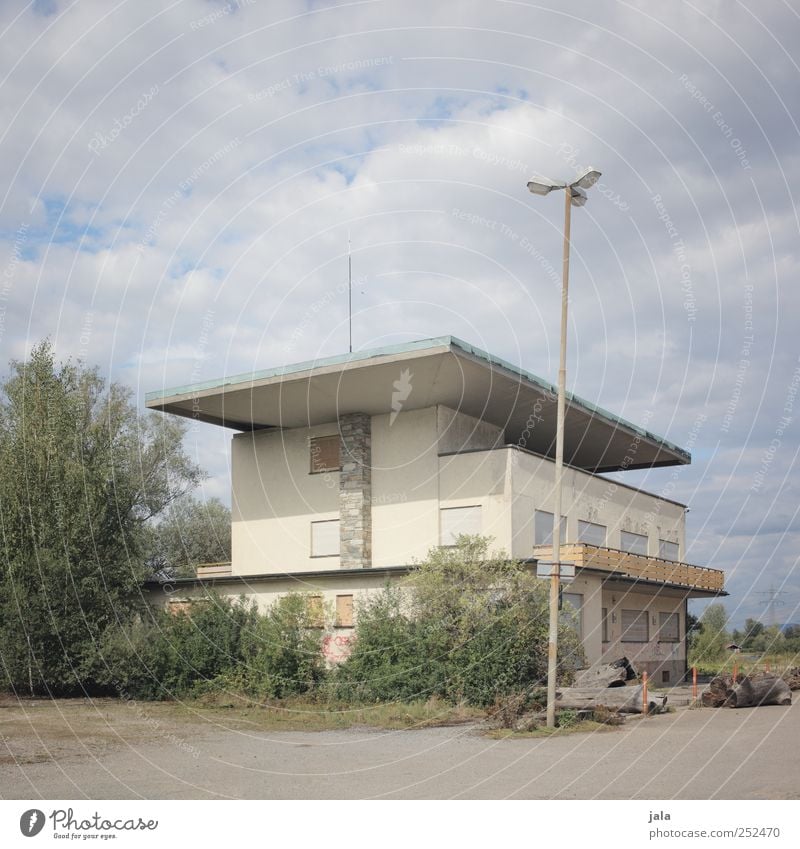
[527,166,601,728]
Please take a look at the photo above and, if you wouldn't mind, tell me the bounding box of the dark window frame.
[309,434,341,474]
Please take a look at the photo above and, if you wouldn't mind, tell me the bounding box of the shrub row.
[3,537,585,706]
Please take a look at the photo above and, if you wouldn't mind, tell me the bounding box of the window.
[307,595,324,628]
[311,519,340,557]
[621,609,649,642]
[310,434,340,473]
[602,607,609,642]
[335,594,354,628]
[659,539,680,561]
[620,530,648,555]
[440,505,481,546]
[534,510,567,546]
[561,592,583,639]
[659,612,680,643]
[662,670,671,684]
[578,520,606,546]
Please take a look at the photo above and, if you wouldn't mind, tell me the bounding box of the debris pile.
[701,671,792,708]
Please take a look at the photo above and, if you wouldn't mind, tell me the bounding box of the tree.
[686,611,702,650]
[0,341,203,695]
[144,494,231,576]
[740,618,764,649]
[688,602,730,665]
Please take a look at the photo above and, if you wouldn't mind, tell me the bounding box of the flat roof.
[144,564,724,598]
[145,335,691,473]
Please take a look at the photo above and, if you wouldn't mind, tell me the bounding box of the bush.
[331,587,448,702]
[689,603,730,666]
[220,594,328,698]
[334,536,585,707]
[99,594,259,700]
[99,593,330,701]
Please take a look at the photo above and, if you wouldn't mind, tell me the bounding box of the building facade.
[146,337,725,678]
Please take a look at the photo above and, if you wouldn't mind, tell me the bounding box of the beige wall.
[229,405,686,576]
[437,405,504,453]
[558,577,687,679]
[601,587,686,682]
[161,404,694,680]
[231,423,340,574]
[371,407,440,567]
[437,448,513,551]
[563,572,605,665]
[508,448,685,560]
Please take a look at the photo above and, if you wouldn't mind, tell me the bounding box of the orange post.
[765,661,770,673]
[692,666,697,700]
[732,662,738,683]
[642,671,649,715]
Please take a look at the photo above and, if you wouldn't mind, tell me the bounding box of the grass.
[178,692,484,732]
[485,720,619,739]
[689,652,799,679]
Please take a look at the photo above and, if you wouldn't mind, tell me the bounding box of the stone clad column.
[339,413,372,568]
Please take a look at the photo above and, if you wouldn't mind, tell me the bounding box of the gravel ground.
[1,696,798,799]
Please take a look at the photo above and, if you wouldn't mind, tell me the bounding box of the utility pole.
[755,586,788,627]
[527,166,601,727]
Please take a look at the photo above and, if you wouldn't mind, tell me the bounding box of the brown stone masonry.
[338,412,372,568]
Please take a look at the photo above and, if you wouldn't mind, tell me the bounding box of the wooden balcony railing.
[532,543,724,592]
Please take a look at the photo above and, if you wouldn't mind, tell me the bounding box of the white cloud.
[1,0,799,625]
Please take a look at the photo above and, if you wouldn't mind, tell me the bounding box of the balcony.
[532,543,724,593]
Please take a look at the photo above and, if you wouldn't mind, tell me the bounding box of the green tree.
[740,618,765,649]
[686,611,702,650]
[0,341,203,695]
[688,602,730,665]
[749,624,785,655]
[145,494,231,576]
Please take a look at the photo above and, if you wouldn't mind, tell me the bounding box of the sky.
[1,0,798,628]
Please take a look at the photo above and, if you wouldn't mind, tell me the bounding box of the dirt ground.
[1,692,799,799]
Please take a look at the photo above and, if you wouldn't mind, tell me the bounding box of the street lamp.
[527,166,601,728]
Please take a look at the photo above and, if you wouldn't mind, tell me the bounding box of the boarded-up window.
[440,505,481,546]
[310,435,340,473]
[534,509,567,546]
[311,519,340,557]
[621,609,649,643]
[659,611,680,642]
[335,594,354,628]
[561,592,583,639]
[578,520,606,546]
[659,539,680,561]
[620,530,648,555]
[602,607,609,642]
[307,595,324,628]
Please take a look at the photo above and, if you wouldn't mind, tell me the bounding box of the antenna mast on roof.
[348,232,353,354]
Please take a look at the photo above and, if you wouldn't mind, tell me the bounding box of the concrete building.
[145,336,725,679]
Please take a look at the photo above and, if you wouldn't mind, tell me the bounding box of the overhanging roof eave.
[144,335,691,467]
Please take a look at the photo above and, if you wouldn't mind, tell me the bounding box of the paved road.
[2,700,799,799]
